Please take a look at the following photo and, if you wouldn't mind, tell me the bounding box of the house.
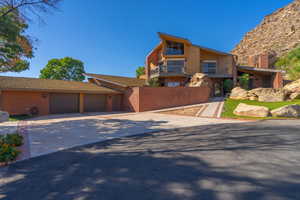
[237,53,284,89]
[0,76,122,116]
[145,32,237,96]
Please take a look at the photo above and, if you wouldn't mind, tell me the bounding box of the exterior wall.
[273,72,284,89]
[1,91,50,115]
[0,90,122,116]
[123,87,140,112]
[186,45,200,75]
[124,86,210,112]
[200,50,234,75]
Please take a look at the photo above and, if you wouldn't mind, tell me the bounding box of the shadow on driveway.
[1,120,300,200]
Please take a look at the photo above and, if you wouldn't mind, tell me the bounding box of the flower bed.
[0,133,23,166]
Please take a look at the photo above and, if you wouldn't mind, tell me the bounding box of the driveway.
[1,119,300,200]
[23,112,243,158]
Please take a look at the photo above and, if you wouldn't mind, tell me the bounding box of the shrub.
[5,133,23,147]
[0,133,23,164]
[0,143,20,164]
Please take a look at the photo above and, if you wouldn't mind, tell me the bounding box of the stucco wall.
[124,86,210,112]
[1,91,50,115]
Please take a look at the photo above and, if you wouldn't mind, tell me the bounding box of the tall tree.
[0,0,61,21]
[0,7,33,72]
[0,0,61,72]
[40,57,86,81]
[136,66,145,78]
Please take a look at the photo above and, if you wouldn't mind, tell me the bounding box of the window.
[166,81,180,87]
[166,60,185,73]
[202,60,217,74]
[165,40,184,55]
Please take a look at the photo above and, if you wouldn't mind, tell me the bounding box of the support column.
[106,95,113,112]
[79,93,84,113]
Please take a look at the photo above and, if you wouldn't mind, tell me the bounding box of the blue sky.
[3,0,293,78]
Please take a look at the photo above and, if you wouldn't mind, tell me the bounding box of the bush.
[0,144,20,163]
[0,133,23,164]
[5,133,23,146]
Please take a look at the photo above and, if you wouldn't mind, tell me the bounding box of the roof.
[84,73,146,87]
[157,32,232,56]
[238,66,284,74]
[0,76,120,94]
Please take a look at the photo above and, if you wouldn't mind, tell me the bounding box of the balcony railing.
[150,65,186,77]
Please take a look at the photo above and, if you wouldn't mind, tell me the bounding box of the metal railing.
[150,65,185,76]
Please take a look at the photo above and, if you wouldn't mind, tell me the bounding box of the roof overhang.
[0,88,121,94]
[84,73,128,88]
[238,66,284,75]
[158,32,192,44]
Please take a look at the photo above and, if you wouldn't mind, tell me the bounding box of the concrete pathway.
[15,112,244,160]
[199,98,224,118]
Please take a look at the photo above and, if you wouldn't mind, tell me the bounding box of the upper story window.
[202,60,217,74]
[165,40,184,55]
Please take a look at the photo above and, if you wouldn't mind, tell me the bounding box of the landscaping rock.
[249,88,287,102]
[271,104,300,118]
[233,103,270,118]
[230,87,249,100]
[0,111,9,123]
[284,79,300,93]
[188,73,212,88]
[290,92,300,100]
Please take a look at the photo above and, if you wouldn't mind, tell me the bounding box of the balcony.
[150,65,186,78]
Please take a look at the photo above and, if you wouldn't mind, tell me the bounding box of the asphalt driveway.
[1,120,300,200]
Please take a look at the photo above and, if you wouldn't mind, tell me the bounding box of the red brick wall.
[1,91,50,116]
[124,86,210,112]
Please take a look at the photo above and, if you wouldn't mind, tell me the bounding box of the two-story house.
[145,33,237,96]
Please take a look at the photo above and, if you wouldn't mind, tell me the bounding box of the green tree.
[238,73,250,90]
[136,66,145,78]
[275,47,300,80]
[0,7,33,72]
[40,57,85,81]
[0,0,61,73]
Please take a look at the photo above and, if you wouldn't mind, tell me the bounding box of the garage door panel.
[50,93,79,114]
[84,94,106,112]
[112,95,122,111]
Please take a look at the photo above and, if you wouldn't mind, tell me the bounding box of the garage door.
[50,93,79,114]
[84,94,106,112]
[112,95,122,111]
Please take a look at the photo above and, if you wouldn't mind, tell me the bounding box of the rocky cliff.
[232,0,300,65]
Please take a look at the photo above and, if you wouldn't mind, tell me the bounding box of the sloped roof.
[158,32,232,56]
[84,73,146,87]
[0,76,120,94]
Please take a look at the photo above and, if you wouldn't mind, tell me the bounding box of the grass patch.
[221,98,300,119]
[9,115,32,121]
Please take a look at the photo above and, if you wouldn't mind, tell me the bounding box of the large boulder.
[271,104,300,118]
[290,92,300,100]
[0,111,9,123]
[230,87,249,100]
[233,103,270,117]
[284,79,300,93]
[188,73,212,88]
[248,88,287,102]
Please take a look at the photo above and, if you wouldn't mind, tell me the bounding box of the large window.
[165,40,184,55]
[202,60,217,74]
[166,81,180,87]
[166,60,185,73]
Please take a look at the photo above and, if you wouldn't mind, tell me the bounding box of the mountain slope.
[232,0,300,65]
